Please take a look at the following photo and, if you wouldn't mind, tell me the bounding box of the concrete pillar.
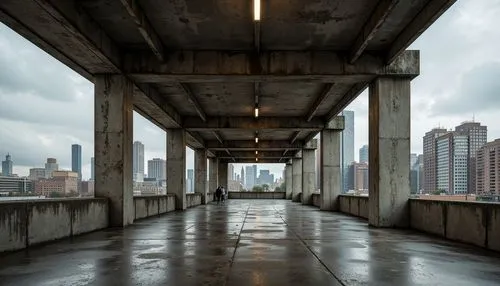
[195,149,208,204]
[369,77,411,227]
[302,144,316,205]
[94,75,134,227]
[292,154,302,202]
[167,129,186,210]
[209,158,218,201]
[218,160,228,189]
[285,162,293,199]
[320,127,342,211]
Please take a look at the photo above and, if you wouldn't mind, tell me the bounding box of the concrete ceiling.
[0,0,455,162]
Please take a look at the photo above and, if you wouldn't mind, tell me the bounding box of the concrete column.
[285,162,293,199]
[369,77,411,227]
[209,158,218,201]
[94,75,134,227]
[167,129,186,210]
[302,146,316,205]
[195,149,208,204]
[292,154,302,202]
[320,128,342,211]
[218,160,228,189]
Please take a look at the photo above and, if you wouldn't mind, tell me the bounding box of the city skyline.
[2,1,500,181]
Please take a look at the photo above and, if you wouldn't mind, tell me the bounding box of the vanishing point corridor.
[1,200,500,286]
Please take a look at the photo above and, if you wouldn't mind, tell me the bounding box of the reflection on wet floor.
[1,200,500,286]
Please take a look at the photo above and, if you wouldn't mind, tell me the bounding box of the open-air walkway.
[1,200,500,286]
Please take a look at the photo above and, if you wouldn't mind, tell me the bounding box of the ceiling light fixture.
[255,150,258,155]
[254,0,261,21]
[254,106,259,118]
[256,158,258,162]
[255,137,259,143]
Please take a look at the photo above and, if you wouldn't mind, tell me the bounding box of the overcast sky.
[1,0,500,180]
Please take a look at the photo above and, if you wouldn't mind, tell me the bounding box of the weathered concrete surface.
[71,199,108,236]
[2,200,500,286]
[94,75,134,227]
[218,161,228,190]
[194,149,208,204]
[446,203,486,248]
[339,196,351,214]
[359,197,369,219]
[292,156,302,202]
[134,196,160,220]
[1,199,108,253]
[167,129,187,210]
[338,195,369,219]
[489,207,500,252]
[228,192,286,199]
[410,199,446,237]
[186,193,202,208]
[0,202,26,252]
[320,129,342,211]
[158,195,176,213]
[312,193,320,207]
[209,158,218,193]
[285,163,293,200]
[302,148,316,205]
[369,77,411,227]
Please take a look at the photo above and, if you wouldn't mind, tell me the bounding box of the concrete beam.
[133,84,182,128]
[206,140,305,151]
[289,131,301,144]
[303,132,319,145]
[216,151,291,159]
[124,50,420,83]
[183,116,325,131]
[326,116,345,130]
[349,0,398,63]
[231,158,283,164]
[178,83,207,122]
[305,83,335,122]
[387,0,456,63]
[325,83,368,121]
[0,0,121,74]
[119,0,165,61]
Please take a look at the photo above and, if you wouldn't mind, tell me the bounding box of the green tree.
[49,191,63,198]
[262,184,270,191]
[252,185,264,192]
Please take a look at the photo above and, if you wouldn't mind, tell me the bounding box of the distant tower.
[133,141,145,182]
[341,110,355,193]
[90,157,95,180]
[359,145,368,164]
[71,144,82,179]
[1,154,13,176]
[44,158,59,178]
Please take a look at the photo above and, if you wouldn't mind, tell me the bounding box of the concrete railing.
[0,198,108,253]
[228,191,286,199]
[186,193,202,208]
[410,199,500,252]
[339,195,369,219]
[312,193,320,207]
[133,195,176,220]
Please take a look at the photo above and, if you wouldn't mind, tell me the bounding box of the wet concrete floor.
[1,200,500,285]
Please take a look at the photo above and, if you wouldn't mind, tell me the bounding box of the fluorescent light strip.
[254,0,261,21]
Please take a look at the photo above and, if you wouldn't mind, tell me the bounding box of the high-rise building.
[133,141,145,182]
[410,153,418,169]
[417,154,424,193]
[359,145,368,164]
[341,110,354,193]
[228,164,235,181]
[347,162,368,192]
[90,157,95,180]
[257,170,274,186]
[253,165,257,186]
[44,158,59,178]
[0,176,33,193]
[147,158,166,181]
[423,128,447,193]
[455,122,487,193]
[71,144,82,179]
[241,167,245,185]
[436,132,469,194]
[187,169,194,193]
[245,166,256,189]
[476,139,500,195]
[1,154,13,177]
[29,168,46,181]
[35,170,78,196]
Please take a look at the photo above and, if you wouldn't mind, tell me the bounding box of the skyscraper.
[359,145,368,164]
[187,169,194,193]
[253,165,257,186]
[90,157,95,180]
[455,122,487,193]
[71,144,82,179]
[245,166,256,189]
[241,167,245,185]
[410,153,418,169]
[1,154,13,177]
[436,132,469,194]
[44,158,59,178]
[476,139,500,195]
[228,164,235,181]
[133,141,145,182]
[341,110,355,193]
[147,158,166,181]
[423,128,447,193]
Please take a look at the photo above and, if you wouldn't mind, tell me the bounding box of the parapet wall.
[339,195,369,219]
[134,195,176,220]
[228,191,286,199]
[410,199,500,252]
[0,198,108,253]
[312,193,320,207]
[187,193,202,208]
